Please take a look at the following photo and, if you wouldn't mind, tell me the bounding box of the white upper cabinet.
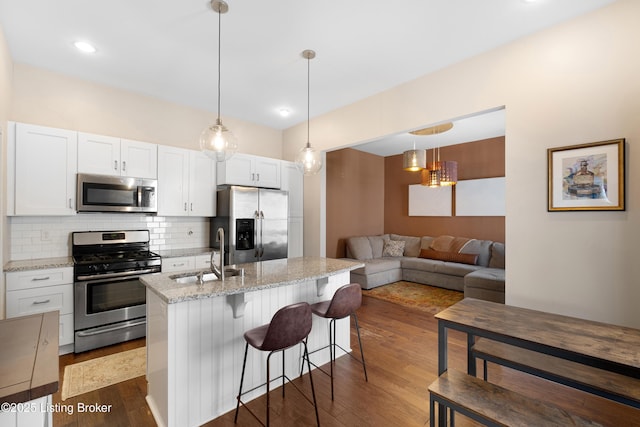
[217,153,281,189]
[280,160,304,257]
[78,132,157,178]
[280,161,304,218]
[9,122,78,216]
[157,146,216,217]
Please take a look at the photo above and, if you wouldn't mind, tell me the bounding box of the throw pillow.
[382,239,405,257]
[419,249,478,265]
[346,236,373,260]
[489,242,505,269]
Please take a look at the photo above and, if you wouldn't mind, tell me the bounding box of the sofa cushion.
[368,235,388,258]
[419,249,478,265]
[390,234,421,257]
[459,239,493,267]
[420,236,435,251]
[489,242,505,269]
[430,235,472,253]
[352,258,402,275]
[435,262,482,277]
[346,236,373,260]
[382,239,405,257]
[401,257,442,273]
[464,268,506,291]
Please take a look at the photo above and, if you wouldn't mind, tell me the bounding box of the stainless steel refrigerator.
[212,186,288,264]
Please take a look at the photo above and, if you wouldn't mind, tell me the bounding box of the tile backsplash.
[9,215,210,260]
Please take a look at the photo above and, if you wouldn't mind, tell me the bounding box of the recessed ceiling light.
[279,108,291,117]
[74,41,97,54]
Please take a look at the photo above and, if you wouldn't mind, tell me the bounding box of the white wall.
[284,0,640,328]
[9,63,283,158]
[0,24,14,319]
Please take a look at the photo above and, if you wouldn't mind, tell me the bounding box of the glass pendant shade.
[402,149,427,171]
[200,119,238,161]
[295,142,323,175]
[438,160,458,186]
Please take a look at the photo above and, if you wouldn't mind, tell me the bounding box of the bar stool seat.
[235,302,320,426]
[304,283,368,400]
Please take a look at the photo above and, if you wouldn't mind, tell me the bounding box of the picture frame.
[548,139,625,211]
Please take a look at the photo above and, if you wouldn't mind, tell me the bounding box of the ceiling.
[0,0,615,137]
[351,108,506,157]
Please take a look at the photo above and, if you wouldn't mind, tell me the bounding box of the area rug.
[364,281,463,314]
[61,347,146,400]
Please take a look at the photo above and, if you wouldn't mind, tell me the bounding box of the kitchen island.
[141,256,364,427]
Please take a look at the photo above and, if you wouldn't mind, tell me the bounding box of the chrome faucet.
[211,227,225,281]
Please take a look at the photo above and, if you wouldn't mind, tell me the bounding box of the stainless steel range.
[72,230,161,353]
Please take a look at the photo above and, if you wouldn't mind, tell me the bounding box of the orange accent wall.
[326,149,385,258]
[326,137,505,258]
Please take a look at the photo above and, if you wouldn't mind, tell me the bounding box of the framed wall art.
[547,139,625,211]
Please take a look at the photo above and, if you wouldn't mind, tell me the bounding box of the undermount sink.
[170,267,243,284]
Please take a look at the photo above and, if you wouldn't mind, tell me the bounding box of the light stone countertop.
[141,256,364,304]
[3,248,216,272]
[4,257,74,272]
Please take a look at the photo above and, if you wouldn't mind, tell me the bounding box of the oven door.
[74,274,146,331]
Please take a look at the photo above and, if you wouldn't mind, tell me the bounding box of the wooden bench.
[472,338,640,408]
[428,369,602,427]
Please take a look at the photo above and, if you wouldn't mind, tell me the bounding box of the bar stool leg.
[303,340,321,426]
[266,351,274,427]
[353,312,368,381]
[234,342,249,423]
[330,318,336,400]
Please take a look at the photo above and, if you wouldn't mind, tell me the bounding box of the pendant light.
[295,50,323,175]
[402,142,427,172]
[200,0,238,162]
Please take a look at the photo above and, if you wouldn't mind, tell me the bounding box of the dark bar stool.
[303,283,368,400]
[234,302,320,426]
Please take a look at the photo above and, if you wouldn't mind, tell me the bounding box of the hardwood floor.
[53,296,640,426]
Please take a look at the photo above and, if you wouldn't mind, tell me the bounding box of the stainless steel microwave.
[77,173,157,213]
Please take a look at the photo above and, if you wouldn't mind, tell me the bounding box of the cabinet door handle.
[184,203,188,211]
[32,299,51,305]
[122,160,126,172]
[256,173,260,181]
[114,160,118,170]
[69,198,72,209]
[190,203,193,211]
[173,263,185,267]
[32,276,51,281]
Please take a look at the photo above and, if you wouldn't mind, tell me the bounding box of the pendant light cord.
[306,54,311,146]
[217,6,222,123]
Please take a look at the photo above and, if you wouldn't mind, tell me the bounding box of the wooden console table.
[434,298,640,424]
[0,311,59,427]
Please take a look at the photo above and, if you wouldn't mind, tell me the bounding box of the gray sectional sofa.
[345,234,505,303]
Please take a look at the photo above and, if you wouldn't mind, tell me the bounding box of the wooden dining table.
[434,298,640,424]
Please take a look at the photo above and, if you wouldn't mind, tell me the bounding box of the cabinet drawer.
[6,284,73,317]
[6,267,73,291]
[162,256,195,273]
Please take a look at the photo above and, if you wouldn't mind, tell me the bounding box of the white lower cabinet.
[5,267,74,350]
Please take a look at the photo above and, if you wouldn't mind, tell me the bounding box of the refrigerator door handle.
[259,210,265,259]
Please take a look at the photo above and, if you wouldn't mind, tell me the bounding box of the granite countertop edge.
[142,257,364,304]
[3,248,218,272]
[4,257,75,272]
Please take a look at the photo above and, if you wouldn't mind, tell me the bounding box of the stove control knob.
[102,264,109,271]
